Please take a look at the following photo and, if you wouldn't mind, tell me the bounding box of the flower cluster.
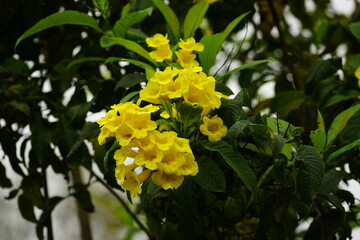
[97,102,198,198]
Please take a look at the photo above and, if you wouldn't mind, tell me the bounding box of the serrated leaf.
[106,37,156,64]
[115,73,147,90]
[18,194,37,222]
[216,59,275,82]
[15,10,103,48]
[326,104,360,148]
[199,33,223,74]
[194,156,225,192]
[318,192,345,214]
[222,11,250,41]
[326,139,360,163]
[296,145,324,204]
[203,141,257,193]
[151,0,180,41]
[319,169,351,193]
[183,2,209,39]
[113,8,152,37]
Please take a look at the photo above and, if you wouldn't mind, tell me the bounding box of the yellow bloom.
[355,66,360,88]
[98,127,115,145]
[150,130,178,151]
[178,38,204,52]
[152,170,184,190]
[134,146,163,170]
[200,115,228,142]
[122,170,151,198]
[176,50,199,68]
[178,153,199,176]
[139,81,161,104]
[114,146,138,165]
[146,33,170,48]
[151,67,179,85]
[125,114,158,139]
[149,44,173,62]
[115,162,137,184]
[160,79,188,99]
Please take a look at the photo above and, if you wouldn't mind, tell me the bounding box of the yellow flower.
[178,153,199,176]
[355,66,360,88]
[200,115,228,142]
[178,38,204,52]
[134,146,163,170]
[149,44,173,62]
[139,81,161,104]
[125,114,158,139]
[160,79,188,99]
[150,130,178,151]
[122,170,151,198]
[152,170,184,190]
[115,162,137,184]
[175,50,199,68]
[151,67,179,85]
[146,33,170,48]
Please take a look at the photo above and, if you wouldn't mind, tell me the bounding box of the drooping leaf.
[216,59,275,82]
[199,33,223,74]
[105,57,155,70]
[326,104,360,148]
[106,37,156,64]
[194,156,226,192]
[15,10,103,48]
[18,194,37,222]
[183,2,209,39]
[203,141,257,193]
[222,11,250,41]
[318,192,345,214]
[296,145,324,204]
[151,0,180,41]
[113,8,152,37]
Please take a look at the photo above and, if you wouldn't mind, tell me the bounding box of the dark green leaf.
[194,156,226,192]
[199,33,223,74]
[113,8,152,37]
[318,192,345,214]
[80,122,100,140]
[319,169,351,193]
[66,57,105,69]
[0,161,12,188]
[15,10,103,48]
[349,21,360,39]
[203,141,257,193]
[183,2,209,39]
[18,194,37,222]
[273,134,285,155]
[296,145,324,204]
[120,91,139,103]
[307,58,342,83]
[73,184,94,212]
[326,139,360,163]
[115,73,147,90]
[105,57,155,70]
[323,90,360,108]
[271,90,306,118]
[227,120,250,142]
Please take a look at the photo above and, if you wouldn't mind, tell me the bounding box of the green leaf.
[323,90,360,108]
[307,58,342,83]
[120,91,139,103]
[266,117,303,137]
[222,11,250,41]
[115,73,147,90]
[199,33,223,74]
[69,102,93,123]
[93,0,110,19]
[194,156,226,192]
[227,120,250,142]
[296,145,324,204]
[216,59,275,82]
[29,117,52,166]
[310,129,326,152]
[106,37,156,64]
[349,21,360,39]
[326,104,360,148]
[66,57,106,69]
[151,0,180,41]
[271,90,306,118]
[203,141,257,193]
[113,8,152,37]
[15,10,103,48]
[73,184,94,212]
[9,101,30,117]
[326,139,360,163]
[319,169,351,193]
[316,109,325,132]
[18,194,37,222]
[273,134,285,155]
[179,103,202,134]
[105,57,155,70]
[183,2,209,39]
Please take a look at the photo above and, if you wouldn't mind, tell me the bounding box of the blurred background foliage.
[0,0,359,239]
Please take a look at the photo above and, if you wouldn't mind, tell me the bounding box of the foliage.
[1,0,360,239]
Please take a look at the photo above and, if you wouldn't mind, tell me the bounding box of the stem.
[71,169,93,240]
[89,169,154,239]
[42,166,54,240]
[266,0,303,90]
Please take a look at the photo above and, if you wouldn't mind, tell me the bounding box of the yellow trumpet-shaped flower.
[149,44,173,62]
[151,67,179,85]
[122,170,151,198]
[152,170,184,190]
[178,38,204,52]
[200,115,228,142]
[134,146,163,170]
[146,33,170,48]
[355,66,360,88]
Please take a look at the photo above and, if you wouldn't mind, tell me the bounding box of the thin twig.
[89,169,154,239]
[42,166,54,240]
[266,0,303,90]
